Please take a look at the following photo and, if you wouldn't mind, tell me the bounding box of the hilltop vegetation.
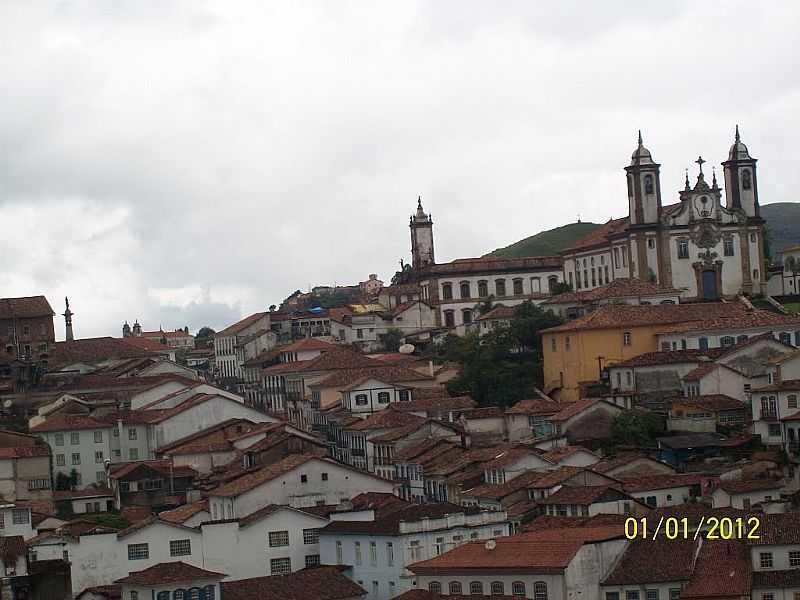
[485,222,601,258]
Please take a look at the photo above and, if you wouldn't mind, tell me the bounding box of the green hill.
[485,222,601,258]
[762,202,800,257]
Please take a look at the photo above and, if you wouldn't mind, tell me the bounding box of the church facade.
[561,127,765,301]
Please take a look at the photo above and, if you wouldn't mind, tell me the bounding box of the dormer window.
[644,174,654,194]
[742,169,752,190]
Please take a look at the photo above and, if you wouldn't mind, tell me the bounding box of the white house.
[320,503,511,600]
[711,478,786,509]
[206,455,395,519]
[114,562,224,600]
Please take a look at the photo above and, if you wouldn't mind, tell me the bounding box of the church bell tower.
[722,125,759,218]
[625,131,663,226]
[410,197,435,269]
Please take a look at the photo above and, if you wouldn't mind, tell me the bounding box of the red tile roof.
[322,502,473,535]
[748,512,800,545]
[717,477,784,494]
[29,414,111,433]
[158,500,208,524]
[543,278,679,305]
[109,459,196,480]
[314,365,432,389]
[673,394,746,412]
[280,337,336,353]
[0,296,54,319]
[216,312,268,337]
[538,485,631,506]
[394,395,476,413]
[680,539,751,598]
[506,398,561,415]
[562,217,629,253]
[428,256,562,276]
[620,473,706,493]
[346,407,426,431]
[222,566,366,600]
[602,536,698,585]
[0,444,51,458]
[476,305,516,321]
[49,337,162,367]
[611,349,724,368]
[156,418,260,455]
[541,445,597,463]
[209,454,315,497]
[115,562,224,585]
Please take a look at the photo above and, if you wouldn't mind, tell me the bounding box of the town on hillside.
[2,128,800,600]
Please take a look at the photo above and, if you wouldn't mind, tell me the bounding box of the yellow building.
[541,303,748,402]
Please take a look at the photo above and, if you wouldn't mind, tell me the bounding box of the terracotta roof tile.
[429,256,562,276]
[346,407,426,431]
[541,445,597,463]
[506,398,561,415]
[602,536,698,585]
[680,539,751,598]
[157,418,260,455]
[562,217,629,253]
[612,349,724,368]
[115,562,224,585]
[222,566,366,600]
[538,485,631,506]
[476,305,517,321]
[620,473,707,493]
[49,337,161,367]
[674,394,746,412]
[314,365,432,389]
[280,337,336,353]
[543,278,679,305]
[30,414,112,433]
[0,296,54,319]
[0,444,51,458]
[394,395,476,413]
[718,477,784,495]
[322,502,473,535]
[158,500,208,524]
[209,454,315,497]
[216,312,268,337]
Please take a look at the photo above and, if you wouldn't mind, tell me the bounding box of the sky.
[2,1,799,339]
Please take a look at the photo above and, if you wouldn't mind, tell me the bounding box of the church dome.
[630,130,655,166]
[728,125,751,161]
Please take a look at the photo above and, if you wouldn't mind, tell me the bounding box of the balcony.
[761,411,779,422]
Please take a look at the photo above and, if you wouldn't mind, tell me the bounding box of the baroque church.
[561,127,765,300]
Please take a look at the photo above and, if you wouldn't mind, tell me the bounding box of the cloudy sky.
[2,1,799,339]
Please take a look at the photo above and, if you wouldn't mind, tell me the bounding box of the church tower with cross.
[722,125,760,219]
[410,196,435,270]
[626,131,663,226]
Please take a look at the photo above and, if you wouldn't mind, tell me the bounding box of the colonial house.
[505,398,622,443]
[591,452,676,479]
[539,485,650,518]
[320,502,510,600]
[620,473,708,508]
[748,513,800,599]
[114,562,223,600]
[109,460,197,510]
[710,478,786,509]
[212,312,271,385]
[0,430,52,502]
[221,566,367,600]
[408,524,628,600]
[667,395,748,433]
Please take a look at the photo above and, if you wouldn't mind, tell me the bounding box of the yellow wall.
[542,324,663,402]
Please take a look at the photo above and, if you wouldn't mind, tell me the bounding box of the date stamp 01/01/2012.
[624,516,761,541]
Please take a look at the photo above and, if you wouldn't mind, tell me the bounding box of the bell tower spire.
[410,196,435,269]
[722,125,759,217]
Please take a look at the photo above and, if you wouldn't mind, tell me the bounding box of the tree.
[476,296,496,316]
[380,328,404,352]
[195,326,216,349]
[550,281,572,295]
[610,410,664,447]
[440,304,564,407]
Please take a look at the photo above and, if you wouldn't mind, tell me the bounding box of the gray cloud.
[1,1,799,337]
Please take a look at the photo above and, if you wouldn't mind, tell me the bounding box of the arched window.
[462,309,473,325]
[495,279,507,297]
[377,392,390,404]
[442,283,453,300]
[512,581,526,597]
[449,582,462,595]
[188,589,202,600]
[157,593,170,600]
[742,169,752,190]
[534,581,548,600]
[428,582,441,594]
[460,282,471,299]
[644,174,654,194]
[469,582,484,595]
[477,280,489,298]
[720,336,736,347]
[491,581,505,595]
[444,310,455,328]
[513,278,524,295]
[173,590,186,600]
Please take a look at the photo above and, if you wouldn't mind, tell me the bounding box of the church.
[561,127,765,301]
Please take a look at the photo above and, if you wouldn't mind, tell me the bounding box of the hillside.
[485,222,601,258]
[762,202,800,257]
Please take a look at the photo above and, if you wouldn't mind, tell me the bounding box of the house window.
[737,335,748,344]
[321,472,328,481]
[699,337,709,351]
[130,593,137,600]
[11,509,29,524]
[669,591,680,600]
[377,392,390,404]
[128,429,137,440]
[56,454,65,466]
[724,237,735,256]
[387,542,394,566]
[512,582,526,597]
[305,554,320,568]
[565,336,570,350]
[760,551,773,568]
[70,433,80,445]
[790,395,798,409]
[470,582,484,595]
[335,541,343,564]
[606,595,620,600]
[551,338,556,352]
[270,557,291,575]
[302,528,319,545]
[95,451,104,463]
[721,336,735,347]
[369,541,377,566]
[477,280,489,297]
[513,278,524,295]
[491,581,504,595]
[626,593,640,600]
[742,169,752,190]
[534,581,548,600]
[678,239,689,259]
[646,591,659,600]
[790,551,800,567]
[429,582,441,594]
[753,269,760,280]
[460,282,471,299]
[94,431,103,443]
[442,283,453,300]
[780,332,792,345]
[71,453,81,465]
[495,279,506,297]
[462,309,473,325]
[129,448,138,460]
[127,543,149,560]
[300,474,307,483]
[398,390,410,402]
[623,331,632,346]
[268,531,289,547]
[170,539,191,556]
[54,433,64,446]
[648,238,655,249]
[355,542,362,565]
[355,394,368,406]
[449,582,462,595]
[444,310,455,328]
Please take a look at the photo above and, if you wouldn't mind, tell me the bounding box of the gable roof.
[49,337,161,367]
[602,537,698,585]
[115,562,224,585]
[346,407,426,432]
[156,418,260,455]
[280,337,335,353]
[673,394,746,412]
[543,278,679,305]
[216,312,268,337]
[29,414,112,433]
[314,365,433,389]
[562,217,629,254]
[209,454,316,497]
[0,296,54,319]
[680,539,751,598]
[322,502,478,536]
[221,566,366,600]
[158,500,209,525]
